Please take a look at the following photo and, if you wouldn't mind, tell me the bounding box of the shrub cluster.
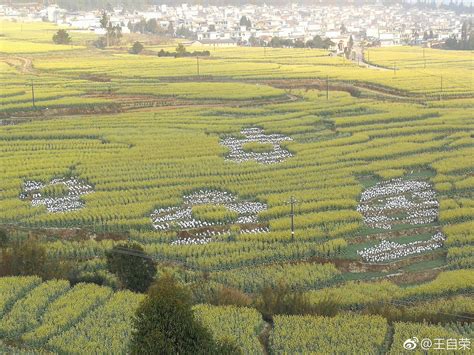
[157,49,210,58]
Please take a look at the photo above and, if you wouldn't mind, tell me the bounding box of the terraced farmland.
[2,277,472,354]
[0,20,472,354]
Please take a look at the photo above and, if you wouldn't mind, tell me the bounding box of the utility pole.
[326,75,329,101]
[288,196,297,240]
[31,80,36,109]
[196,56,200,76]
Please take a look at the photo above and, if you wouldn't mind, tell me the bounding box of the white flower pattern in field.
[220,127,293,164]
[150,189,268,244]
[357,179,439,230]
[171,238,211,246]
[356,178,445,263]
[20,178,93,213]
[357,232,446,262]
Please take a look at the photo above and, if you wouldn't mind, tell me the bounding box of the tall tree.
[100,11,109,29]
[340,23,347,34]
[461,21,469,41]
[444,20,473,50]
[145,18,159,34]
[176,43,187,54]
[130,275,221,354]
[100,11,110,47]
[167,22,174,36]
[346,35,354,58]
[240,15,252,29]
[97,11,122,47]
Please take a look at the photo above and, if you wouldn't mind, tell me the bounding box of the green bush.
[130,275,235,354]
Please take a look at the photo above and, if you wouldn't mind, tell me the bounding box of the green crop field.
[0,20,472,354]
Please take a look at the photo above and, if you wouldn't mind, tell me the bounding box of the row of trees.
[127,20,197,40]
[157,44,210,57]
[443,21,474,50]
[267,35,335,49]
[96,12,123,48]
[127,15,250,38]
[128,18,174,36]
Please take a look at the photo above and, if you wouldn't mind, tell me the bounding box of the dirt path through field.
[258,321,272,355]
[351,46,391,71]
[1,55,35,74]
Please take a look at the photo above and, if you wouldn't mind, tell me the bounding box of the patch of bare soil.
[1,55,35,74]
[387,268,443,285]
[310,250,446,274]
[2,224,128,242]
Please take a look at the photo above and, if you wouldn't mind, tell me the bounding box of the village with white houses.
[0,1,472,53]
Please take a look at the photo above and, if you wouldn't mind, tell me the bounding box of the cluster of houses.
[0,2,469,52]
